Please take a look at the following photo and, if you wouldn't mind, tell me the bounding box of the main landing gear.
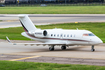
[61,45,66,50]
[49,45,54,51]
[91,45,95,52]
[49,45,95,52]
[49,45,67,51]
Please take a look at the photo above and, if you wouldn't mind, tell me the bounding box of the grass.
[0,60,105,70]
[1,22,105,43]
[0,6,105,14]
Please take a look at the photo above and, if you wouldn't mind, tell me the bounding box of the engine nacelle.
[34,30,47,37]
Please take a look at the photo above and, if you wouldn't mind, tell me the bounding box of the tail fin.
[18,15,37,32]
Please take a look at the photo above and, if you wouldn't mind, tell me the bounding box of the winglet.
[6,36,11,43]
[6,36,16,45]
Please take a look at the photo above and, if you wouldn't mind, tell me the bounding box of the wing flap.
[14,42,66,46]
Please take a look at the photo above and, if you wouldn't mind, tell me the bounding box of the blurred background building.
[0,0,5,3]
[0,0,104,5]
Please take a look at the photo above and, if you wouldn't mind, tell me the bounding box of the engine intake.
[34,30,47,37]
[43,30,47,36]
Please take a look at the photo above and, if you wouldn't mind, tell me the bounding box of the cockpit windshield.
[83,33,95,36]
[88,33,95,36]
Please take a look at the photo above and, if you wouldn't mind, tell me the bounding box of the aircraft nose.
[98,39,103,44]
[90,37,103,44]
[92,37,103,44]
[96,38,103,44]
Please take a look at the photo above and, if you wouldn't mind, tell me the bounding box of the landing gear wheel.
[61,45,66,50]
[49,46,54,51]
[91,45,95,52]
[91,49,95,52]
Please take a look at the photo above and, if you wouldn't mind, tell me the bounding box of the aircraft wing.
[6,36,67,46]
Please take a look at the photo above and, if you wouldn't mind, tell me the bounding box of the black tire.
[49,47,54,51]
[61,46,66,50]
[91,49,95,52]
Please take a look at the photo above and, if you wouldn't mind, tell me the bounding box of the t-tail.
[18,14,37,32]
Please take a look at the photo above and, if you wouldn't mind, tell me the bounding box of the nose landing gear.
[91,45,95,52]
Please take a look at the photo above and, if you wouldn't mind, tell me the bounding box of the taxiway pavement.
[0,40,105,59]
[0,40,105,66]
[0,14,105,28]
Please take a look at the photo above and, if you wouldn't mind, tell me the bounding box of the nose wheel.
[91,45,95,52]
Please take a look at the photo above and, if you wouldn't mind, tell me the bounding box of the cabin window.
[71,35,72,37]
[67,35,69,37]
[51,34,53,36]
[64,35,66,37]
[54,34,56,37]
[57,34,59,37]
[61,34,63,37]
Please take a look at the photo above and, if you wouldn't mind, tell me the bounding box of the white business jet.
[6,15,103,52]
